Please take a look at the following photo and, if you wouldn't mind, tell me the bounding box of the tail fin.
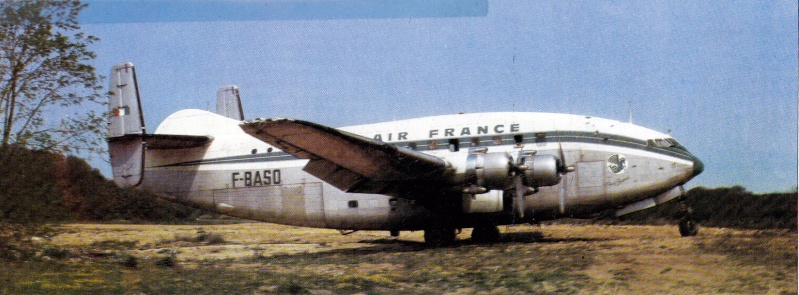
[108,62,145,188]
[216,85,244,120]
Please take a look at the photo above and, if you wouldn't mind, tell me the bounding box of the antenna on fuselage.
[627,100,633,124]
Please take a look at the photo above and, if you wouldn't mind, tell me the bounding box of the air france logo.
[607,154,627,174]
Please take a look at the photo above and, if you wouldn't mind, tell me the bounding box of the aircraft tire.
[471,225,500,243]
[678,219,699,237]
[424,228,456,247]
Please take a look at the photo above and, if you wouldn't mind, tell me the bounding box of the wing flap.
[241,118,448,193]
[304,159,363,191]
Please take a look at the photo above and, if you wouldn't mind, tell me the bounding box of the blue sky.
[77,1,797,193]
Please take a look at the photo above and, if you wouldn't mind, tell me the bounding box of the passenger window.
[470,137,480,147]
[535,132,546,143]
[514,134,524,144]
[408,142,417,150]
[429,140,438,149]
[493,136,503,145]
[449,138,459,152]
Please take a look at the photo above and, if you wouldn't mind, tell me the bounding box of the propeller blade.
[557,137,567,173]
[559,174,567,214]
[556,133,570,214]
[514,176,526,218]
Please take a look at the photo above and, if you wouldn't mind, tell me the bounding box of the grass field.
[1,222,795,294]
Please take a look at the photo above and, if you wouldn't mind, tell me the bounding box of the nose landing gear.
[678,200,698,236]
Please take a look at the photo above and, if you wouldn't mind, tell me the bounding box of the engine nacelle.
[519,154,561,187]
[464,152,515,191]
[446,150,564,194]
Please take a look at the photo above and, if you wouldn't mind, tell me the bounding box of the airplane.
[107,62,704,246]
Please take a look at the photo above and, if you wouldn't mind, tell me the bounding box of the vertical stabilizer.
[108,62,145,188]
[216,85,244,121]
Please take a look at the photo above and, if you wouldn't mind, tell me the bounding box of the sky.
[75,0,797,193]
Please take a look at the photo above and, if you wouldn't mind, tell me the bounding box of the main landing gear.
[423,228,457,246]
[678,200,698,237]
[423,225,502,246]
[471,225,501,243]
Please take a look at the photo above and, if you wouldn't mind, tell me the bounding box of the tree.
[0,0,104,154]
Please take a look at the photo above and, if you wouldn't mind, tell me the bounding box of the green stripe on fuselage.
[151,131,695,168]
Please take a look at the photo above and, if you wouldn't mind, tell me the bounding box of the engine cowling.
[518,154,561,187]
[464,152,515,191]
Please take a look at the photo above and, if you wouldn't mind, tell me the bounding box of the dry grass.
[2,222,795,294]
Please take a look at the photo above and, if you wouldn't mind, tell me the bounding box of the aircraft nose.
[692,156,704,177]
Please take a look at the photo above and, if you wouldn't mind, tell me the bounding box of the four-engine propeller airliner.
[108,62,704,245]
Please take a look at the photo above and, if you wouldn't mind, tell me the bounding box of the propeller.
[556,134,575,214]
[513,151,536,218]
[513,171,536,219]
[513,151,536,219]
[510,134,574,219]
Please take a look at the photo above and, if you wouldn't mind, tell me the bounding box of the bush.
[41,245,70,260]
[617,186,797,230]
[194,230,225,245]
[277,279,309,294]
[121,254,138,268]
[0,146,202,224]
[155,255,176,268]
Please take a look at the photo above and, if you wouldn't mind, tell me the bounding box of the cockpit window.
[648,139,670,148]
[648,138,686,150]
[665,138,687,150]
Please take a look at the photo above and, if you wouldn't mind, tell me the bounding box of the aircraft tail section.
[216,85,244,120]
[108,62,146,188]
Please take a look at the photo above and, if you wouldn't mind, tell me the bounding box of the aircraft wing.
[241,118,449,194]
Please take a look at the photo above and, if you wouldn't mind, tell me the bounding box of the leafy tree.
[0,0,104,154]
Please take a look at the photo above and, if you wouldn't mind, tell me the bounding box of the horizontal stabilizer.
[144,134,214,149]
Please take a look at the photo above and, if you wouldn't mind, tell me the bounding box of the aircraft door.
[576,161,606,198]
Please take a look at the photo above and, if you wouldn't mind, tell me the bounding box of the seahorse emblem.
[607,154,627,174]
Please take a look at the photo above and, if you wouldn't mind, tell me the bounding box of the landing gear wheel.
[679,218,698,237]
[424,228,456,247]
[471,225,500,243]
[677,199,698,237]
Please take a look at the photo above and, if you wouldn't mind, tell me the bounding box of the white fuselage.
[140,110,700,230]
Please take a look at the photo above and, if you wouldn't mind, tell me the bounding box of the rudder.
[216,85,244,121]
